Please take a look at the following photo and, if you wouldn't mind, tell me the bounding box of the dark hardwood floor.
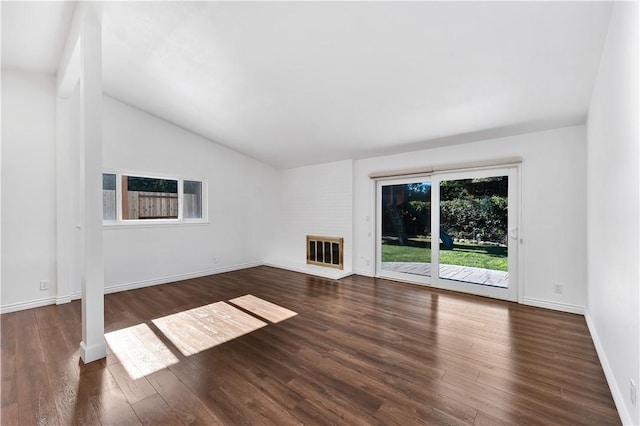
[1,266,620,425]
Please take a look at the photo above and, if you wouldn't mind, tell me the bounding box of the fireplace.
[306,235,344,270]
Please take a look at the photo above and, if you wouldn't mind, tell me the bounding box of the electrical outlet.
[553,283,563,294]
[39,280,49,291]
[631,379,636,406]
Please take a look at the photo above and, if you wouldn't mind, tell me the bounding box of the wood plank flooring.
[0,266,620,425]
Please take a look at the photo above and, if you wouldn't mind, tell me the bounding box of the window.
[183,180,203,219]
[103,173,116,221]
[103,172,206,224]
[122,175,178,220]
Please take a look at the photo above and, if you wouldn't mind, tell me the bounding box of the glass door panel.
[438,176,509,287]
[432,167,518,302]
[377,178,432,285]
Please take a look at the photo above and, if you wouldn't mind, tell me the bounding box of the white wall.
[586,2,639,424]
[102,96,280,292]
[353,125,588,313]
[267,159,353,279]
[1,70,58,308]
[0,76,280,311]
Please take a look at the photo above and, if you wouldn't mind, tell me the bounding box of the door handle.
[509,227,518,240]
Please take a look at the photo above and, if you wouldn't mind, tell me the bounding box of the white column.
[79,9,105,364]
[55,96,72,304]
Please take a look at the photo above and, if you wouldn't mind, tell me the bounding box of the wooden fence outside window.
[103,190,200,220]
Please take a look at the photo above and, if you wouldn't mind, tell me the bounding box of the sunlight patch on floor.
[229,294,298,323]
[106,298,297,379]
[152,301,268,356]
[105,323,179,380]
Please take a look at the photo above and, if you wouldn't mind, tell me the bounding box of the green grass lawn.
[381,238,507,271]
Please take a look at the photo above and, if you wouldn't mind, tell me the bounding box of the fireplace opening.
[307,235,343,270]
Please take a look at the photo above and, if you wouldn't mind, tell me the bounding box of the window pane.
[380,182,432,277]
[127,176,178,193]
[439,176,508,288]
[122,176,178,220]
[183,180,202,219]
[103,173,116,221]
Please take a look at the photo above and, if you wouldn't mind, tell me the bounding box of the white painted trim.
[102,170,208,225]
[1,266,587,322]
[1,262,262,313]
[1,296,58,314]
[368,157,523,179]
[80,340,106,364]
[264,262,353,280]
[585,312,630,425]
[103,220,209,229]
[369,274,432,288]
[522,297,584,315]
[79,9,106,363]
[104,261,264,294]
[57,291,82,304]
[353,269,375,277]
[56,295,72,305]
[516,160,525,305]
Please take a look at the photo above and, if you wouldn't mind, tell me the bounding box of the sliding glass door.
[432,167,518,301]
[376,166,519,301]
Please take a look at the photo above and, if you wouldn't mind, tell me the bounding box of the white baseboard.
[1,262,263,313]
[104,261,263,295]
[56,295,72,305]
[0,296,57,314]
[521,297,584,315]
[57,291,82,304]
[585,312,632,425]
[264,261,352,280]
[80,340,107,364]
[353,268,374,277]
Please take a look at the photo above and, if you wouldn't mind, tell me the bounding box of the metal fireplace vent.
[306,235,344,270]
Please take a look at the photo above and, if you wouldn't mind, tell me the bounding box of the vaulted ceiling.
[2,1,613,168]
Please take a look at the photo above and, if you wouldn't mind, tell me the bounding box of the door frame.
[375,164,522,303]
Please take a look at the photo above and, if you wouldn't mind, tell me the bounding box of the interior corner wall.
[586,2,639,424]
[1,70,58,309]
[55,82,82,302]
[102,95,280,292]
[267,159,354,277]
[353,125,588,313]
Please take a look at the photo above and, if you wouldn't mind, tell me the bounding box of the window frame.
[103,170,208,227]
